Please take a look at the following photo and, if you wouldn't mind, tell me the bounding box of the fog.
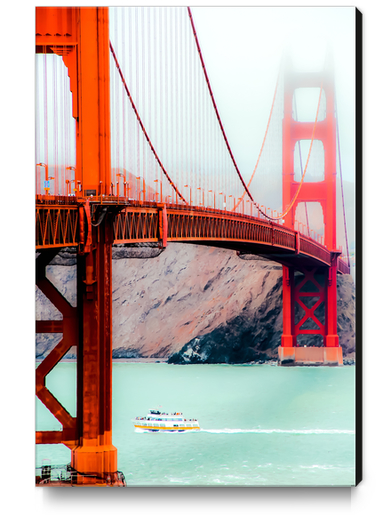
[190,6,356,184]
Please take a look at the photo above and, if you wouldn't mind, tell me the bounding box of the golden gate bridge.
[35,6,352,486]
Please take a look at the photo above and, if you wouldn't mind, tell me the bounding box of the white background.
[1,1,387,513]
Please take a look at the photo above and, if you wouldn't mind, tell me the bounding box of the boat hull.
[134,410,200,433]
[134,425,200,433]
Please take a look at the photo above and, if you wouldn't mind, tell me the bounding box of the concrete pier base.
[278,346,343,366]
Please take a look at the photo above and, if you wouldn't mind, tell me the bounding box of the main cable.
[187,7,257,207]
[109,39,188,204]
[233,69,281,212]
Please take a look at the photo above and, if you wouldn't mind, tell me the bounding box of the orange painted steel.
[36,201,350,273]
[35,6,121,486]
[36,250,78,449]
[36,6,112,198]
[113,206,160,244]
[73,217,118,485]
[35,204,79,249]
[280,57,341,354]
[109,204,342,269]
[281,265,339,350]
[282,61,338,250]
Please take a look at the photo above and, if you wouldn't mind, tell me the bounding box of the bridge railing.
[113,207,160,243]
[35,204,79,249]
[298,235,332,266]
[165,206,297,251]
[337,258,350,275]
[35,199,349,274]
[272,226,296,250]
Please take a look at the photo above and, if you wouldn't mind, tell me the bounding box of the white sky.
[190,6,356,183]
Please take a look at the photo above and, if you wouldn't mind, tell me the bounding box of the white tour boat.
[134,409,200,432]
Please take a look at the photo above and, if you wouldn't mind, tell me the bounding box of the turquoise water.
[36,362,356,486]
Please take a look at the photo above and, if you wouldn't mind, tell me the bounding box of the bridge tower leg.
[35,7,122,484]
[278,56,342,366]
[72,213,118,484]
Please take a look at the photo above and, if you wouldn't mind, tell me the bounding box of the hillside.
[36,243,356,363]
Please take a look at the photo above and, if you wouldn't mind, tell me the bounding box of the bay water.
[35,362,356,486]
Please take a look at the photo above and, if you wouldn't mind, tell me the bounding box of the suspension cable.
[109,40,188,204]
[188,8,322,224]
[335,94,350,266]
[187,7,257,206]
[293,92,310,235]
[256,79,324,221]
[233,69,281,212]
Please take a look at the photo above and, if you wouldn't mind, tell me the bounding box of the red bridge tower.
[278,56,343,366]
[35,7,121,485]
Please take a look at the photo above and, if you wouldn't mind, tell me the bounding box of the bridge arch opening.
[294,201,325,238]
[292,87,326,122]
[294,139,325,182]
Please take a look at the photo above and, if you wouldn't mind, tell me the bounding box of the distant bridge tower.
[278,55,343,365]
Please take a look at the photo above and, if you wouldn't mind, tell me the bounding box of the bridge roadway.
[35,196,349,274]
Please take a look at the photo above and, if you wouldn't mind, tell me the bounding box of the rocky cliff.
[36,243,356,363]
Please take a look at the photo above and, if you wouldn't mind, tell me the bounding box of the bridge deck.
[35,197,350,274]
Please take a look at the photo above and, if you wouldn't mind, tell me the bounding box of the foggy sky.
[190,6,356,184]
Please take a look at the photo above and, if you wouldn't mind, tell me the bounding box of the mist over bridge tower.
[279,53,342,365]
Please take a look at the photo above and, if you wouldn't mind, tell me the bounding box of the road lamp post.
[65,179,77,196]
[208,190,215,209]
[154,179,163,203]
[219,192,226,210]
[197,187,205,207]
[65,166,76,196]
[228,195,236,212]
[37,162,50,194]
[136,176,146,202]
[184,185,192,206]
[116,173,126,197]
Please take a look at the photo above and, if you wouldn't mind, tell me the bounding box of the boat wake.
[200,428,354,435]
[134,427,354,435]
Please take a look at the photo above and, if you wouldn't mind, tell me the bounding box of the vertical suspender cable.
[159,9,164,199]
[187,7,256,205]
[63,59,68,194]
[43,53,48,193]
[122,7,126,194]
[153,9,158,196]
[109,39,187,203]
[141,8,146,199]
[335,96,350,267]
[294,92,310,235]
[174,9,179,195]
[180,9,184,196]
[135,9,140,191]
[36,57,41,194]
[164,10,169,193]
